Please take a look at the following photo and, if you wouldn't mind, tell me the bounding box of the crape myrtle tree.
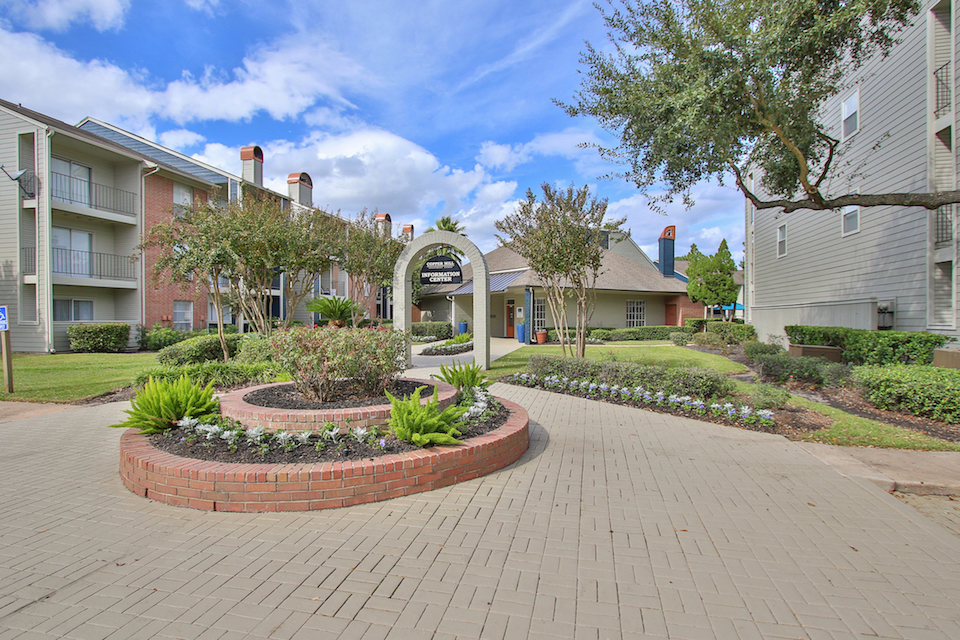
[333,208,406,328]
[560,0,960,213]
[143,192,341,357]
[496,183,625,358]
[685,240,739,320]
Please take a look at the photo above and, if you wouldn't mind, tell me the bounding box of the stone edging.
[219,378,457,432]
[118,398,529,512]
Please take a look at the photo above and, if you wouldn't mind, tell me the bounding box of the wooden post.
[1,330,11,393]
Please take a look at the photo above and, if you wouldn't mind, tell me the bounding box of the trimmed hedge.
[855,364,960,423]
[66,323,130,353]
[234,333,273,363]
[411,321,453,341]
[135,361,281,389]
[752,353,852,386]
[607,325,696,342]
[784,325,953,365]
[684,318,709,332]
[705,321,756,344]
[526,354,735,399]
[156,333,243,366]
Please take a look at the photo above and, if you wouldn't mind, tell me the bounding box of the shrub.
[691,332,725,349]
[387,385,469,446]
[784,325,953,365]
[589,329,612,341]
[157,333,243,366]
[110,375,218,434]
[684,318,709,332]
[752,353,853,386]
[306,295,359,326]
[234,333,273,363]
[66,323,130,353]
[854,365,960,423]
[411,321,452,341]
[547,328,577,343]
[431,360,492,394]
[743,340,784,362]
[421,341,473,356]
[670,332,690,346]
[705,321,757,344]
[270,326,406,401]
[526,354,734,398]
[751,383,791,410]
[449,332,473,345]
[135,361,281,388]
[608,325,695,342]
[145,323,194,351]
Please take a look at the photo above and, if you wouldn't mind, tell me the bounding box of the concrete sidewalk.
[2,386,960,639]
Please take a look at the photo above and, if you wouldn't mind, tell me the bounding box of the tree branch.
[750,190,960,212]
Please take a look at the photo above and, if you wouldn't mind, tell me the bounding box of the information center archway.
[394,231,490,369]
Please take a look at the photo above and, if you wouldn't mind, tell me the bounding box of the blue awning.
[450,271,524,295]
[721,303,745,310]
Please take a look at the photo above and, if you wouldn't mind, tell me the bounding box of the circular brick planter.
[118,397,529,512]
[219,378,457,432]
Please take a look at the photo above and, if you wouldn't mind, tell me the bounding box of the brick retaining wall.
[118,398,529,512]
[219,379,457,432]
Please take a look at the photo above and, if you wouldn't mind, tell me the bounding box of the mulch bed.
[147,388,509,465]
[242,379,434,410]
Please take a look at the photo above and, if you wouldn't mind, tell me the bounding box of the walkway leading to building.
[1,384,959,639]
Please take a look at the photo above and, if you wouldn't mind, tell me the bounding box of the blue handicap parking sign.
[0,306,7,331]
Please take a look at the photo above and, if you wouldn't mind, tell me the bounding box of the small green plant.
[431,359,491,394]
[669,332,690,346]
[691,332,724,349]
[387,386,469,446]
[110,375,219,434]
[306,295,360,326]
[750,383,791,410]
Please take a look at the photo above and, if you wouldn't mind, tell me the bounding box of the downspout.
[140,163,160,341]
[44,128,54,353]
[446,295,454,327]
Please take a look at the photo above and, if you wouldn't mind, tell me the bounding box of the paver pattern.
[2,384,960,639]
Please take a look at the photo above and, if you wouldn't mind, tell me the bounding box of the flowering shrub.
[506,372,775,430]
[270,326,406,401]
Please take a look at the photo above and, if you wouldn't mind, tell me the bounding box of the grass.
[0,352,157,403]
[790,396,960,451]
[488,344,748,379]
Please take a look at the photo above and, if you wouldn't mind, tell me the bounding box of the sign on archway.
[393,231,490,369]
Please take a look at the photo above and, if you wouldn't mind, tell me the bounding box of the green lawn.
[488,344,747,378]
[0,352,157,403]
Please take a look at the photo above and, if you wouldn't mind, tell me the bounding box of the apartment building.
[0,99,212,352]
[743,0,960,341]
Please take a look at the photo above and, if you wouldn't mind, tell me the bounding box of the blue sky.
[0,0,745,261]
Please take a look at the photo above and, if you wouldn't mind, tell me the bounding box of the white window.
[777,224,787,257]
[933,261,954,326]
[842,204,860,236]
[842,91,859,140]
[626,300,646,328]
[173,300,193,332]
[53,299,93,322]
[208,302,231,324]
[52,227,93,276]
[173,182,193,207]
[534,298,546,331]
[51,157,92,206]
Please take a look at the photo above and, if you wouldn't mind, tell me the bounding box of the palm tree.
[424,215,466,263]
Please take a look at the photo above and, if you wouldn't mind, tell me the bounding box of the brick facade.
[142,174,208,331]
[664,294,705,326]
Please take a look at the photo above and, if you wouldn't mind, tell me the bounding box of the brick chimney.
[402,224,414,243]
[287,172,313,207]
[240,145,263,187]
[659,226,676,277]
[375,212,392,236]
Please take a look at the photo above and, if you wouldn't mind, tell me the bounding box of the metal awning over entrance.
[451,271,523,296]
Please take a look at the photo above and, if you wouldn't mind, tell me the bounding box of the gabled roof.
[422,245,689,297]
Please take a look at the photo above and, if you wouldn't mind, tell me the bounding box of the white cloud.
[476,128,604,174]
[0,25,369,128]
[183,0,218,14]
[158,128,206,151]
[0,0,130,31]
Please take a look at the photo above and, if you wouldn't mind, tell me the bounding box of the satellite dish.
[0,165,26,181]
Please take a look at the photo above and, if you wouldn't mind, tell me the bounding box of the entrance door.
[665,302,678,326]
[506,304,515,338]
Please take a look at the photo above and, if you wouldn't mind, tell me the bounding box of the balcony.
[51,172,136,217]
[50,248,136,281]
[936,204,954,246]
[935,61,952,119]
[21,247,36,275]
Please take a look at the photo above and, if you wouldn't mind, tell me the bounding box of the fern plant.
[386,385,469,446]
[110,375,219,434]
[431,359,491,394]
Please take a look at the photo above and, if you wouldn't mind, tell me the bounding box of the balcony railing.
[935,61,952,118]
[21,247,36,275]
[51,248,136,281]
[16,170,37,198]
[936,204,954,245]
[51,172,136,216]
